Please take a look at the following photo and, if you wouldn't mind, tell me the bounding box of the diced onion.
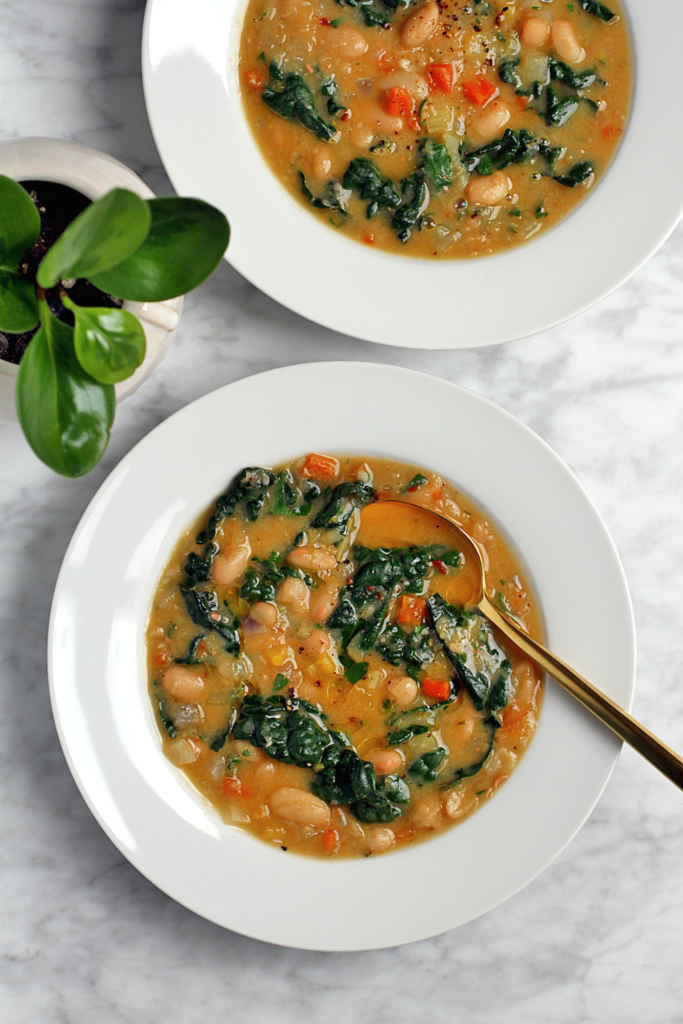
[520,53,549,85]
[167,738,199,765]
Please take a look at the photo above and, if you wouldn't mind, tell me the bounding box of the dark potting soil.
[0,180,123,365]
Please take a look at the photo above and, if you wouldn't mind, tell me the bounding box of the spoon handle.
[480,593,683,791]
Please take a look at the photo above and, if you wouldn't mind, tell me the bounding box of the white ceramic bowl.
[0,138,183,423]
[142,0,683,349]
[48,362,635,950]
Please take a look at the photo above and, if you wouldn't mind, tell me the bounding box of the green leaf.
[37,189,151,289]
[15,305,115,477]
[0,175,41,269]
[68,301,146,385]
[88,197,230,302]
[272,673,289,693]
[0,269,39,332]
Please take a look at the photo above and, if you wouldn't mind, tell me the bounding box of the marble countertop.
[1,1,682,1020]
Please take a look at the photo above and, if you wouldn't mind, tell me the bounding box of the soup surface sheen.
[148,454,543,858]
[239,0,631,258]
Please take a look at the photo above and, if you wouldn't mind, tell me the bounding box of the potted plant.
[0,148,229,478]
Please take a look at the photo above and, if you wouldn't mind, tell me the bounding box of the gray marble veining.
[1,1,683,1020]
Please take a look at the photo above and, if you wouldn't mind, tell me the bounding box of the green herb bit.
[403,473,429,492]
[272,673,289,693]
[299,172,350,214]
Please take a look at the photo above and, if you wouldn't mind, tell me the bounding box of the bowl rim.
[141,0,683,349]
[47,361,636,950]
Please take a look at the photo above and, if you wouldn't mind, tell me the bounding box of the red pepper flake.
[340,109,351,121]
[319,17,331,24]
[433,559,447,574]
[362,234,375,245]
[407,484,419,492]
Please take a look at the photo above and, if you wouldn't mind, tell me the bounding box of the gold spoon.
[358,499,683,790]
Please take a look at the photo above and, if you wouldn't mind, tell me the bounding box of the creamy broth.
[239,0,631,258]
[147,454,543,858]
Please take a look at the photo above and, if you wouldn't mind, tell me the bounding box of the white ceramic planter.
[0,137,183,423]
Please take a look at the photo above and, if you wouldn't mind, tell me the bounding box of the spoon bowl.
[359,498,683,791]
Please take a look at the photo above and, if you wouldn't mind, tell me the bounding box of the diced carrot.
[302,452,339,479]
[221,777,253,798]
[432,559,447,574]
[516,95,528,110]
[422,678,452,701]
[601,123,622,140]
[397,594,427,626]
[323,827,339,852]
[385,86,414,118]
[244,69,265,91]
[431,486,444,501]
[407,112,422,133]
[427,63,453,93]
[154,651,170,667]
[362,234,375,245]
[462,76,497,107]
[376,51,396,72]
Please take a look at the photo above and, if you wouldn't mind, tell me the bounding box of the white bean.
[401,1,439,47]
[309,146,332,181]
[270,786,330,826]
[551,20,585,64]
[250,602,278,627]
[466,170,511,206]
[469,100,509,143]
[367,827,396,854]
[287,545,337,572]
[212,539,252,585]
[349,124,375,149]
[162,664,206,703]
[365,749,404,775]
[387,676,418,707]
[309,581,340,623]
[521,17,550,47]
[324,25,369,59]
[277,575,309,613]
[409,794,442,829]
[443,786,477,820]
[298,630,336,657]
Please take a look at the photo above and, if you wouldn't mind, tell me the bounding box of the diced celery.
[422,97,455,135]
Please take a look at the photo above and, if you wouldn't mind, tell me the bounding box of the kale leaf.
[427,594,511,712]
[391,174,429,243]
[548,57,599,90]
[462,128,539,174]
[233,694,409,823]
[321,76,347,116]
[184,542,218,583]
[179,586,241,655]
[263,69,338,141]
[545,85,580,127]
[299,172,350,213]
[196,467,275,543]
[419,138,452,192]
[409,747,447,782]
[581,0,615,21]
[342,158,401,218]
[553,160,594,187]
[312,479,375,533]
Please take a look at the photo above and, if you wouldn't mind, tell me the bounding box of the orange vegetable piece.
[221,777,253,798]
[302,452,339,479]
[154,650,170,667]
[427,63,453,93]
[244,69,265,91]
[323,827,339,852]
[421,677,452,701]
[385,86,414,118]
[397,594,427,626]
[462,76,497,107]
[601,123,622,140]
